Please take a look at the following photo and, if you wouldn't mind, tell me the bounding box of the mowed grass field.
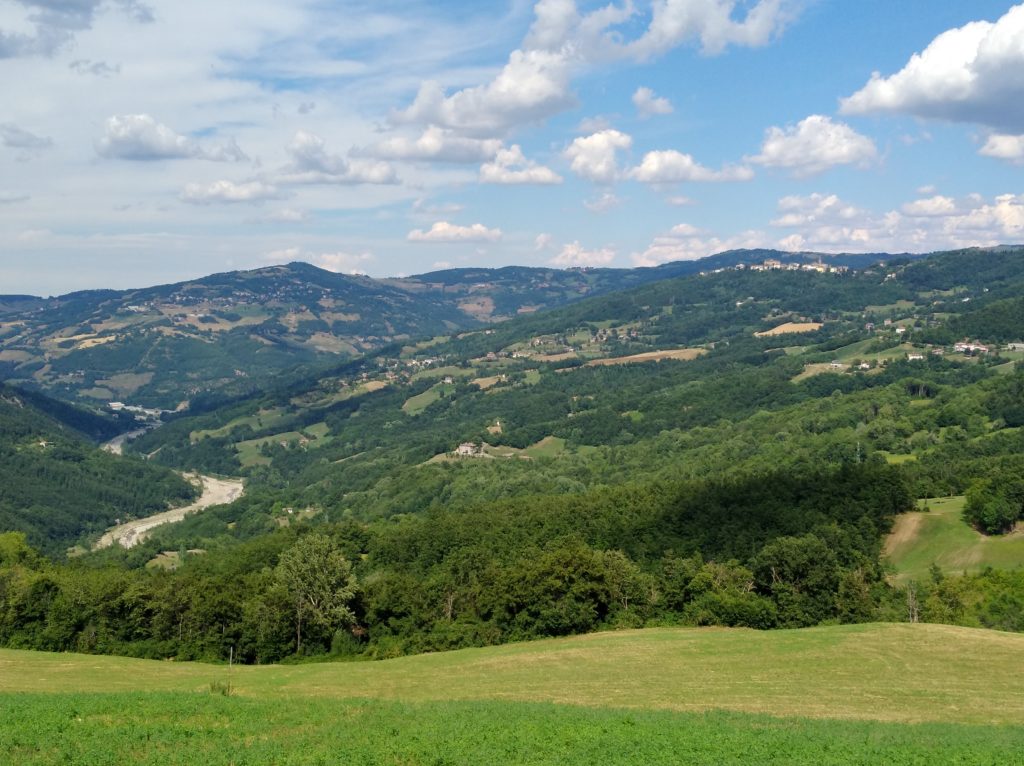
[2,624,1024,764]
[885,496,1024,583]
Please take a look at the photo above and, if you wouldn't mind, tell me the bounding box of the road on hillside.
[94,474,244,550]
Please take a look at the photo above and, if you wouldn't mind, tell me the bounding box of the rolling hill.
[1,624,1022,764]
[3,245,1024,667]
[0,249,913,410]
[129,245,1024,513]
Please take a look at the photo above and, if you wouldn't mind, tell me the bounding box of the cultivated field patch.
[755,322,823,337]
[585,348,706,366]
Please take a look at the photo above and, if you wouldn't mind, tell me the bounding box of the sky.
[1,0,1023,295]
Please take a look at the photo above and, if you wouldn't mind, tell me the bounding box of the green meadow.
[886,496,1024,583]
[2,624,1024,764]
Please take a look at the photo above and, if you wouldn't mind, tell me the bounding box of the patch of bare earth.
[883,513,923,558]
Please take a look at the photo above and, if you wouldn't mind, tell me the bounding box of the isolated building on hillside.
[954,342,989,354]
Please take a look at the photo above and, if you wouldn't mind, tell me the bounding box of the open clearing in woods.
[884,496,1024,583]
[3,623,1024,764]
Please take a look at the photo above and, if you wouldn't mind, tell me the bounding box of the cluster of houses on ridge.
[700,258,850,276]
[746,258,849,274]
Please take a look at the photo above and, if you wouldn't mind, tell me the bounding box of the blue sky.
[1,0,1022,294]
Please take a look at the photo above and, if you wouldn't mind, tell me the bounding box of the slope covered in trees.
[0,386,197,553]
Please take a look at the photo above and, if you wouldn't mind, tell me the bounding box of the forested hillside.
[0,250,914,409]
[0,386,197,554]
[130,247,1024,516]
[0,463,912,660]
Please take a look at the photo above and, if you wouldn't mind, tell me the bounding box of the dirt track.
[94,474,244,550]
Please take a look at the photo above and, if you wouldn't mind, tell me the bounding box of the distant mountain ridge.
[0,247,938,409]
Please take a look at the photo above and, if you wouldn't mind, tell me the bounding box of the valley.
[2,245,1024,763]
[94,474,245,550]
[7,3,1024,761]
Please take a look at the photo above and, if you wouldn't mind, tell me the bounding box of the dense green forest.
[0,463,913,660]
[2,246,1024,663]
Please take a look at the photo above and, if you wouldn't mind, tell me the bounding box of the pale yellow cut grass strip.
[2,624,1023,725]
[585,348,706,366]
[755,322,823,337]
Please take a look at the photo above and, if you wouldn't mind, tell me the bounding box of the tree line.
[0,464,920,663]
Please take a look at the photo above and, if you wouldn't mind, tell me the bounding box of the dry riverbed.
[94,474,244,550]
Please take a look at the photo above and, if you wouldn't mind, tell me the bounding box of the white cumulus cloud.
[632,223,767,266]
[979,133,1024,163]
[840,5,1024,133]
[96,115,247,162]
[769,191,1024,254]
[901,195,959,217]
[480,145,562,185]
[393,48,574,136]
[632,86,673,118]
[550,241,616,267]
[564,129,632,183]
[771,193,862,227]
[407,221,502,243]
[311,251,373,274]
[630,149,753,183]
[584,191,621,213]
[180,180,284,205]
[623,0,797,58]
[391,0,798,137]
[361,126,502,163]
[748,115,877,177]
[277,131,399,185]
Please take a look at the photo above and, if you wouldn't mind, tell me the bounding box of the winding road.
[94,473,244,550]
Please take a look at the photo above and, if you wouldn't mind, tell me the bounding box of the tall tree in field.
[275,534,357,654]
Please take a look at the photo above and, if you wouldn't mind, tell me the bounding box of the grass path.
[3,623,1024,725]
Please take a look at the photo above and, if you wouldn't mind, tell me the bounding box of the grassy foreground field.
[885,496,1024,583]
[2,624,1024,764]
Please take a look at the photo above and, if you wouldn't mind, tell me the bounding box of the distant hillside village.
[700,257,851,277]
